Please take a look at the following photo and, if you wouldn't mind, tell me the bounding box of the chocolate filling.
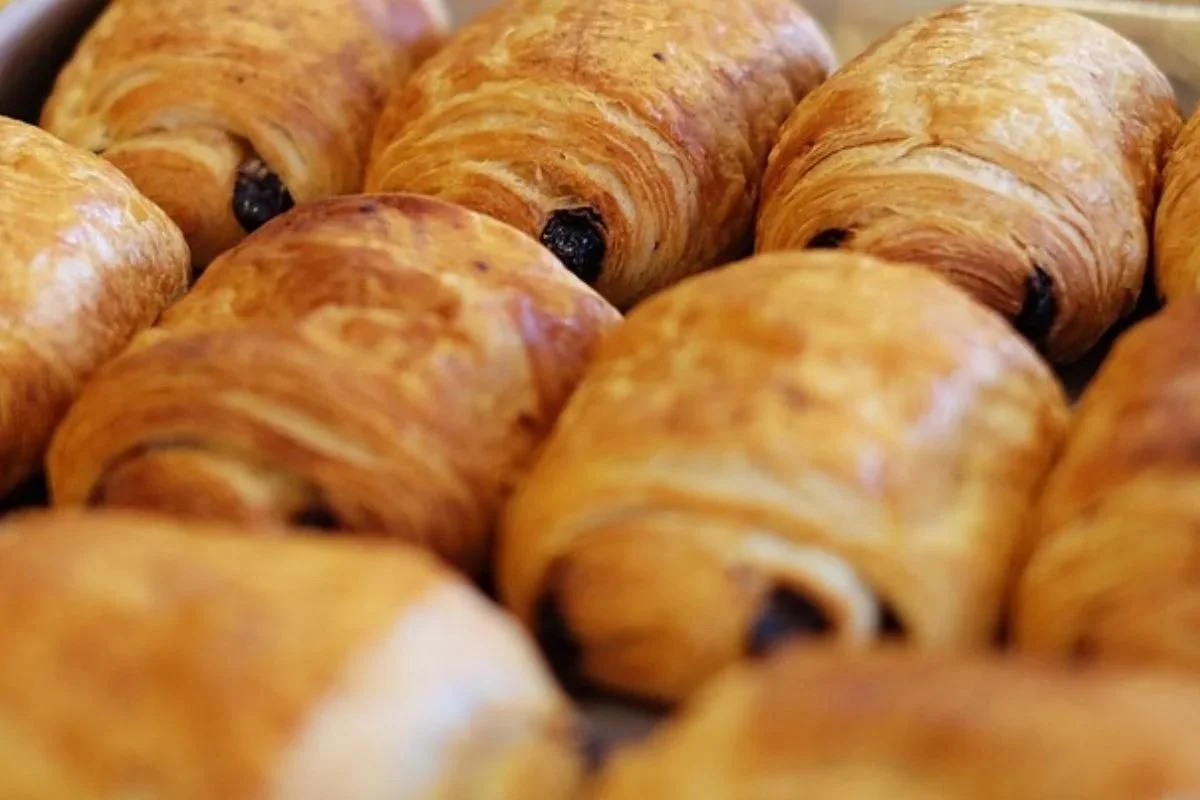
[233,157,295,233]
[539,208,607,285]
[289,503,341,532]
[1013,265,1056,349]
[534,590,585,688]
[748,587,832,656]
[805,227,851,250]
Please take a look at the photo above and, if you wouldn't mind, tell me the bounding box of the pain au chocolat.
[366,0,835,308]
[48,194,619,578]
[757,4,1179,363]
[499,251,1068,703]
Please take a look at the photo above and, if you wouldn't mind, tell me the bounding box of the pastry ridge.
[499,250,1068,703]
[366,0,835,307]
[47,193,620,577]
[0,116,189,496]
[757,3,1180,363]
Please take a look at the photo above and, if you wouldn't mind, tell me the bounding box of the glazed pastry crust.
[366,0,834,307]
[0,116,188,496]
[1154,106,1200,301]
[42,0,448,267]
[0,510,580,800]
[47,194,619,576]
[498,252,1068,703]
[1015,297,1200,669]
[757,3,1180,363]
[589,647,1200,800]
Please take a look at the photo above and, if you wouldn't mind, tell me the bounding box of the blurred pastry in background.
[1015,296,1200,671]
[48,194,619,578]
[41,0,449,269]
[589,647,1200,799]
[1155,104,1200,301]
[499,251,1068,703]
[757,3,1180,364]
[0,116,187,499]
[0,510,580,800]
[366,0,835,308]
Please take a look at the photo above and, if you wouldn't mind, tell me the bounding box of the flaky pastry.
[48,194,619,577]
[42,0,449,268]
[590,647,1200,799]
[366,0,835,308]
[0,509,580,800]
[1015,297,1200,670]
[0,116,188,497]
[757,3,1180,363]
[498,251,1068,703]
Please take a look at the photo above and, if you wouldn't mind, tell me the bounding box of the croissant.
[1155,107,1200,301]
[756,4,1180,364]
[497,251,1068,703]
[41,0,449,269]
[47,194,619,577]
[1015,297,1200,669]
[0,116,188,498]
[0,509,580,799]
[365,0,835,308]
[590,647,1200,799]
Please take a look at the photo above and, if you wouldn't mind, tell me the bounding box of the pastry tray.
[1,0,1197,752]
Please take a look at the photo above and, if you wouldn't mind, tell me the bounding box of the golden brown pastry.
[41,0,448,268]
[757,3,1180,364]
[0,115,188,498]
[498,251,1069,704]
[365,0,835,308]
[1015,296,1200,669]
[48,193,619,577]
[1155,106,1200,300]
[589,647,1200,799]
[0,509,580,799]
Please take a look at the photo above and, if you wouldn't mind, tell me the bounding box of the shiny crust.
[757,4,1180,363]
[0,116,188,496]
[1155,106,1200,300]
[366,0,835,307]
[498,252,1068,703]
[0,510,580,799]
[1015,297,1200,669]
[589,647,1200,799]
[47,194,620,576]
[42,0,449,267]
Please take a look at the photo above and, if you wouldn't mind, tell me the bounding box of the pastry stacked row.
[0,0,1197,796]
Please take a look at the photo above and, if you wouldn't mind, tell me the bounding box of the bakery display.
[498,251,1069,703]
[0,115,188,499]
[0,509,580,799]
[365,0,835,309]
[1155,105,1200,301]
[756,3,1180,364]
[40,0,449,268]
[1015,297,1200,670]
[589,646,1200,799]
[47,193,619,577]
